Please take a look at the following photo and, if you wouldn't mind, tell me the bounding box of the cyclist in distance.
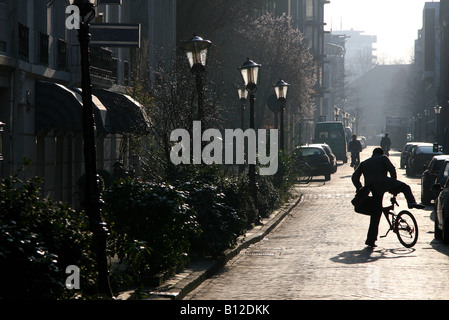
[348,134,362,168]
[352,147,424,248]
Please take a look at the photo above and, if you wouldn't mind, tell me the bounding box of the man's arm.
[384,156,397,180]
[352,165,363,190]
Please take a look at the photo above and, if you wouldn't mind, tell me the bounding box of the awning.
[35,80,149,135]
[92,88,150,134]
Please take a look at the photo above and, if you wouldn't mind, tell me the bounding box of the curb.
[117,189,302,300]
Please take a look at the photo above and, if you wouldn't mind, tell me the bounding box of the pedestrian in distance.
[352,147,425,248]
[348,134,362,168]
[380,133,391,156]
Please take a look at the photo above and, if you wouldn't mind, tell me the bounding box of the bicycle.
[380,194,418,248]
[298,162,312,183]
[350,152,360,171]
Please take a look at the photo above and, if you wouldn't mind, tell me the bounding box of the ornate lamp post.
[180,34,212,122]
[70,0,112,297]
[334,107,340,121]
[418,113,423,141]
[238,87,248,130]
[0,121,4,162]
[424,109,429,141]
[238,88,248,174]
[238,58,262,224]
[435,105,442,144]
[273,79,290,151]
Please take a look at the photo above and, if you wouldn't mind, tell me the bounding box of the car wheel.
[421,191,431,206]
[325,173,331,181]
[435,214,443,240]
[443,216,449,244]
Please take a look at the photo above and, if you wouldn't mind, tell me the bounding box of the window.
[38,32,49,66]
[18,23,29,62]
[306,0,314,20]
[57,39,67,70]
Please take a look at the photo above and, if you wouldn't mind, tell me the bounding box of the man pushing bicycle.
[348,134,362,168]
[351,147,425,248]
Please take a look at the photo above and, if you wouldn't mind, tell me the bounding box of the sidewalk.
[116,186,303,300]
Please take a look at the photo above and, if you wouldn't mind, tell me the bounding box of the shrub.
[103,178,200,281]
[0,176,96,299]
[178,178,248,257]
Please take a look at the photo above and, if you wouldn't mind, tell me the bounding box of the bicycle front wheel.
[395,210,418,248]
[298,163,312,183]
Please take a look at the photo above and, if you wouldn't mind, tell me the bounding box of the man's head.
[385,133,389,137]
[352,134,357,140]
[373,147,384,156]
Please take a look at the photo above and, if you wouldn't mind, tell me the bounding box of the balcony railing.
[89,46,115,81]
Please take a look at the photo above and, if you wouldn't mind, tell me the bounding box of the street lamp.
[238,87,248,130]
[70,0,112,297]
[411,117,416,140]
[0,121,4,162]
[239,58,261,93]
[238,58,262,224]
[180,34,212,122]
[424,110,429,141]
[273,79,290,151]
[0,121,4,177]
[334,107,340,121]
[418,113,422,141]
[238,88,248,175]
[435,105,442,144]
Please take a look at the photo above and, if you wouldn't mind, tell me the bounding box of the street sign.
[98,0,122,5]
[90,23,141,48]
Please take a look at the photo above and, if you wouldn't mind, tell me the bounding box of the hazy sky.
[324,0,439,64]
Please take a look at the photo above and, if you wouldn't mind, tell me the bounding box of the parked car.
[406,143,442,176]
[357,136,367,149]
[421,155,449,205]
[432,169,449,243]
[294,145,333,181]
[400,142,426,169]
[308,143,337,173]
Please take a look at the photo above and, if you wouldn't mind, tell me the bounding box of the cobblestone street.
[184,146,449,300]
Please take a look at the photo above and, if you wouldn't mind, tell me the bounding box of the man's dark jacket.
[348,139,362,153]
[352,154,403,194]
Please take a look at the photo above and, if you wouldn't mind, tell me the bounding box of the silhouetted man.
[348,134,362,167]
[352,147,424,247]
[380,133,391,156]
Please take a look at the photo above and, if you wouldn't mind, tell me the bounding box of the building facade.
[323,33,346,123]
[412,2,442,144]
[275,0,329,121]
[0,1,179,207]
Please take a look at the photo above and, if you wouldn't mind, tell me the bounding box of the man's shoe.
[408,203,425,209]
[365,241,377,248]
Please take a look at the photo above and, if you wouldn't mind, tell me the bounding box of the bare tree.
[128,48,225,180]
[234,13,317,129]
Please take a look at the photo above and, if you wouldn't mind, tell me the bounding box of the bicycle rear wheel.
[298,163,312,183]
[395,210,418,248]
